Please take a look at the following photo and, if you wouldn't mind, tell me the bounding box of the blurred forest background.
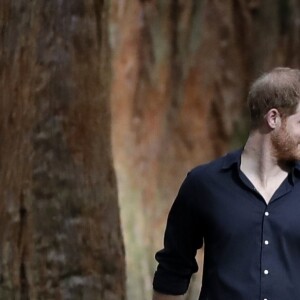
[0,0,300,300]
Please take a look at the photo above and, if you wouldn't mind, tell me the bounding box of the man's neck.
[241,131,290,188]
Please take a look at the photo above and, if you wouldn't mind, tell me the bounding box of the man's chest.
[197,180,300,245]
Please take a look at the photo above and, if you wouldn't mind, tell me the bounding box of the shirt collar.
[221,148,244,170]
[222,147,300,183]
[294,161,300,172]
[291,161,300,183]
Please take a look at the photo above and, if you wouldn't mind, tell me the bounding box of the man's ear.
[265,108,281,129]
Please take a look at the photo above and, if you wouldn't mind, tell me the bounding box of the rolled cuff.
[153,266,191,295]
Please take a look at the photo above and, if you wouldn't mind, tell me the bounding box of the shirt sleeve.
[153,171,204,295]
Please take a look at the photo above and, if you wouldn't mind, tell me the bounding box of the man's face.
[271,104,300,161]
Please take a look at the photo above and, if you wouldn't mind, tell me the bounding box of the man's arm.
[152,291,184,300]
[153,172,204,296]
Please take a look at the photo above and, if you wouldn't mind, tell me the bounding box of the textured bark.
[0,1,125,300]
[110,1,300,299]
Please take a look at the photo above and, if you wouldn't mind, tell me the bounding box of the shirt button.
[264,270,269,275]
[264,240,269,245]
[265,212,269,216]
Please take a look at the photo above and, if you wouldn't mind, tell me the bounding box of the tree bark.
[110,0,300,299]
[0,1,125,299]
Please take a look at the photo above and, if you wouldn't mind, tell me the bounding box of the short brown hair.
[247,67,300,128]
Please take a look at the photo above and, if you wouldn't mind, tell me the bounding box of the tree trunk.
[0,1,125,299]
[110,0,300,299]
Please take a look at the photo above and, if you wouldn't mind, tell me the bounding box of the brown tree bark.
[0,1,125,299]
[110,0,300,299]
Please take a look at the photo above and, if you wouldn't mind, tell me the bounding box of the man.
[152,67,300,300]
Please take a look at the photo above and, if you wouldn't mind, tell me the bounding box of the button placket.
[261,208,272,300]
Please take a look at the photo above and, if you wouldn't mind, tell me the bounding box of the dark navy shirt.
[153,148,300,300]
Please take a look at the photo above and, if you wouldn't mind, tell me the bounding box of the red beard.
[271,121,300,162]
